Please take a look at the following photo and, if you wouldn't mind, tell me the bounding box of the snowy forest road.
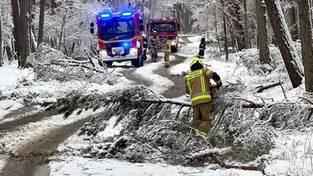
[0,110,59,132]
[119,36,191,98]
[0,115,95,176]
[0,36,192,176]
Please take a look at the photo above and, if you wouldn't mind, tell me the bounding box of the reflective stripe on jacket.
[185,69,213,106]
[163,42,171,54]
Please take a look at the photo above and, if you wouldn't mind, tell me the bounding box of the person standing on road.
[149,31,160,62]
[185,57,222,138]
[163,40,171,67]
[198,37,206,59]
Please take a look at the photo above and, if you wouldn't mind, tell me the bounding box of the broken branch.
[186,147,264,172]
[256,82,282,93]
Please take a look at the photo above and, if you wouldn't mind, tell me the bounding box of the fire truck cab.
[90,8,146,67]
[147,18,180,52]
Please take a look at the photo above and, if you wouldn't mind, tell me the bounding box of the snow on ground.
[265,128,313,176]
[41,156,262,176]
[134,61,174,94]
[171,42,304,102]
[0,35,311,175]
[0,60,131,107]
[0,99,24,120]
[0,61,34,92]
[0,108,104,152]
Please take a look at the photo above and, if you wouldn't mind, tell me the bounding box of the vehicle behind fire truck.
[90,7,146,67]
[147,18,180,52]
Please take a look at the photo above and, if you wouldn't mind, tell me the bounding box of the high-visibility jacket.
[149,37,159,48]
[185,68,218,106]
[163,42,171,54]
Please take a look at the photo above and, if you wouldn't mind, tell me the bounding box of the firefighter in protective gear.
[149,31,160,62]
[185,57,222,137]
[163,40,171,67]
[198,37,206,59]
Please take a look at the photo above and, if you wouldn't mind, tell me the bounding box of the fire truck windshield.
[99,18,135,40]
[151,23,175,32]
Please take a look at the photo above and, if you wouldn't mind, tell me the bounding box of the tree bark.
[19,0,31,67]
[256,0,270,64]
[299,0,313,92]
[5,45,13,61]
[227,0,246,51]
[221,0,229,60]
[214,6,221,52]
[243,0,251,48]
[11,0,21,64]
[38,0,46,47]
[290,3,299,40]
[265,0,303,88]
[0,4,2,67]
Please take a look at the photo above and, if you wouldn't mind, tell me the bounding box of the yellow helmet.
[190,57,203,67]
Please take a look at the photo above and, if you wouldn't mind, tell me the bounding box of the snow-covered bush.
[46,86,298,165]
[234,47,284,76]
[27,44,110,84]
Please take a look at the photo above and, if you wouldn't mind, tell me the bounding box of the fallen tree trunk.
[142,98,313,110]
[185,147,265,172]
[256,82,282,93]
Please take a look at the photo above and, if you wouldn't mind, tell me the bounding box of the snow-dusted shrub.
[234,47,284,76]
[27,44,110,84]
[46,86,287,165]
[70,86,211,164]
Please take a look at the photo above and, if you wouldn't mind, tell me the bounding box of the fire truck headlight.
[99,50,108,58]
[171,41,176,46]
[129,48,138,57]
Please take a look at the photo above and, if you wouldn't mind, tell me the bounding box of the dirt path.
[153,54,187,98]
[0,116,94,176]
[0,110,59,133]
[119,68,152,88]
[119,36,191,98]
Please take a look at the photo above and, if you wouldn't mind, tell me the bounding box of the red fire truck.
[90,7,146,67]
[147,18,180,52]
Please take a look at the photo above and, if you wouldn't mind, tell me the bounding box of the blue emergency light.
[122,42,130,48]
[100,14,111,18]
[122,12,132,16]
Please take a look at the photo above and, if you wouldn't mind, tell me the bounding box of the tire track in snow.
[153,54,188,98]
[119,36,191,98]
[0,109,60,133]
[0,115,94,176]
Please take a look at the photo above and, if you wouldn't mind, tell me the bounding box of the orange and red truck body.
[147,18,180,52]
[92,7,146,67]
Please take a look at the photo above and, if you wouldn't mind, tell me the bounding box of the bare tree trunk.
[0,4,2,67]
[38,0,46,47]
[214,4,221,52]
[227,0,246,51]
[265,0,303,88]
[290,3,299,40]
[256,0,270,64]
[221,0,229,60]
[11,0,21,65]
[299,0,313,92]
[19,0,31,68]
[58,14,67,50]
[5,45,13,61]
[243,0,251,48]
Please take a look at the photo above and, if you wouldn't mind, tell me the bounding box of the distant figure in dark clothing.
[198,37,206,59]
